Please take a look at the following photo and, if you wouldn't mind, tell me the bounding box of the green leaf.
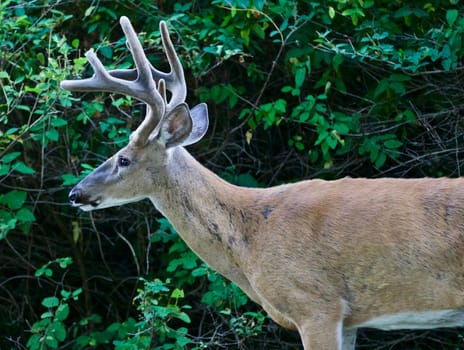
[55,304,70,321]
[402,109,416,123]
[333,122,350,134]
[16,207,36,223]
[50,320,67,341]
[26,334,42,349]
[328,6,335,19]
[119,317,137,335]
[299,112,310,123]
[252,24,265,40]
[441,44,452,71]
[51,117,68,127]
[341,8,365,25]
[106,117,125,125]
[295,141,305,151]
[24,85,41,93]
[35,266,53,277]
[171,288,185,299]
[6,127,19,135]
[153,305,171,319]
[174,311,191,324]
[175,333,192,346]
[71,38,80,49]
[314,131,328,146]
[42,296,60,308]
[99,45,113,59]
[41,311,54,319]
[71,288,83,300]
[192,266,208,277]
[390,73,411,82]
[332,54,344,71]
[0,164,10,177]
[0,190,27,210]
[274,99,287,113]
[45,129,59,142]
[375,152,387,168]
[61,173,81,186]
[0,217,17,239]
[57,257,73,268]
[45,335,59,348]
[446,9,458,27]
[281,86,293,93]
[389,82,406,95]
[1,152,21,163]
[84,6,95,17]
[295,66,306,88]
[373,78,389,98]
[384,139,403,149]
[326,134,338,149]
[12,161,36,174]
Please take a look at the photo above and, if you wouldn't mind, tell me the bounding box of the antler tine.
[61,16,168,146]
[119,16,164,145]
[61,19,160,105]
[99,21,186,110]
[157,21,186,108]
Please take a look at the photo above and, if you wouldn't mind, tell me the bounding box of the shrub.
[1,0,464,349]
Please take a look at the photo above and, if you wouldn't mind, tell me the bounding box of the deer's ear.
[158,103,209,148]
[159,103,193,148]
[181,103,209,147]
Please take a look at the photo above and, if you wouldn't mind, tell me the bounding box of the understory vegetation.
[1,0,464,348]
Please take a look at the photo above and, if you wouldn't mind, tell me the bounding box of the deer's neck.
[149,147,258,288]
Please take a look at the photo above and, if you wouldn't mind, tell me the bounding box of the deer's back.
[243,177,464,327]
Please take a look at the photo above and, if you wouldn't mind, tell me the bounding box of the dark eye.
[118,156,131,167]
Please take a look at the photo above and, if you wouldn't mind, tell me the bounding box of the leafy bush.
[1,0,464,349]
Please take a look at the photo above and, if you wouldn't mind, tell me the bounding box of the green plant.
[0,3,76,239]
[102,278,192,350]
[1,1,464,349]
[27,258,76,350]
[0,188,35,238]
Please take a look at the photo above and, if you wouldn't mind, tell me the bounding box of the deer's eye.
[118,156,131,167]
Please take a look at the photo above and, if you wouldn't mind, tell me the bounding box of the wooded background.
[1,0,464,348]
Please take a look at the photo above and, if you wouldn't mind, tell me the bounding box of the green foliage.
[27,258,77,350]
[318,0,464,72]
[2,0,464,350]
[0,1,75,239]
[0,189,35,237]
[118,278,192,349]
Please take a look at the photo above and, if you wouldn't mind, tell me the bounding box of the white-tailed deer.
[62,17,464,350]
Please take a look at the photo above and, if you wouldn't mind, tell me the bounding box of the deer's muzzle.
[69,187,100,210]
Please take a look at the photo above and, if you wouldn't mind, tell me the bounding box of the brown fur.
[154,148,464,348]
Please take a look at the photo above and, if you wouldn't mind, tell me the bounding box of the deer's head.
[62,17,208,211]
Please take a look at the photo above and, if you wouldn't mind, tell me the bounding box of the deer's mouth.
[69,187,102,211]
[72,198,101,211]
[89,198,102,207]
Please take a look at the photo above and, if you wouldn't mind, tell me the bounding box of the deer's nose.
[69,188,81,204]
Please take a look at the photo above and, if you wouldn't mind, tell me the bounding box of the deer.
[62,16,464,350]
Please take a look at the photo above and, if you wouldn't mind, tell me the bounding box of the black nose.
[69,188,80,203]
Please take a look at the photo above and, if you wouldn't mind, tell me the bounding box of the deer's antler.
[60,17,186,146]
